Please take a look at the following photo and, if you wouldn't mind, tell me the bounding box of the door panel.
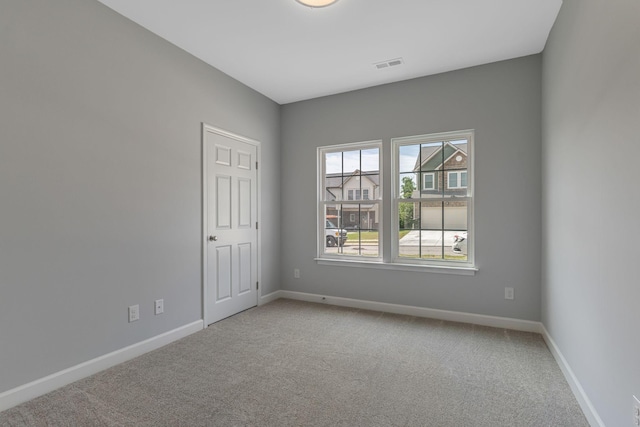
[238,178,251,228]
[238,243,252,294]
[216,175,232,229]
[215,246,232,301]
[204,126,258,325]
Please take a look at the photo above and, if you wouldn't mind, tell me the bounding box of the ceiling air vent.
[374,57,404,70]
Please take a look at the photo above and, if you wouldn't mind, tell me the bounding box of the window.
[423,173,435,190]
[394,130,473,268]
[447,171,467,189]
[319,141,381,259]
[318,130,473,272]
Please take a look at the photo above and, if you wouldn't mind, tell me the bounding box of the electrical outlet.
[155,299,164,315]
[633,395,640,426]
[128,304,139,322]
[504,287,514,300]
[294,268,300,279]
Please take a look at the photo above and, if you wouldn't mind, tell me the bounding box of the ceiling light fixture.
[295,0,339,8]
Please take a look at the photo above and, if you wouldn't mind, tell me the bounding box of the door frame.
[202,123,261,327]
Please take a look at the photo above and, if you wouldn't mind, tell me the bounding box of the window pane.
[420,201,443,229]
[448,172,458,188]
[461,172,468,187]
[444,201,467,230]
[338,203,380,258]
[342,150,361,174]
[399,173,417,199]
[323,205,346,255]
[361,148,379,173]
[418,172,443,199]
[361,172,380,199]
[325,152,343,175]
[399,144,420,173]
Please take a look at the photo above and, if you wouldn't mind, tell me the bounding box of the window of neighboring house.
[319,141,382,259]
[447,171,467,189]
[423,173,435,190]
[394,130,473,268]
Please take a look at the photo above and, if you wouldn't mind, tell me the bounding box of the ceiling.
[96,0,562,105]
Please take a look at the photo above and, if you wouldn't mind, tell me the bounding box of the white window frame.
[363,189,369,200]
[447,171,467,189]
[392,130,474,270]
[317,140,382,262]
[315,131,475,275]
[423,172,436,190]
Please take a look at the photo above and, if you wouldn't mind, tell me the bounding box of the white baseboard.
[0,320,203,413]
[259,290,283,305]
[540,325,605,427]
[279,290,542,333]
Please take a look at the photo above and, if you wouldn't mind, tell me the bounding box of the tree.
[399,177,416,229]
[401,176,416,199]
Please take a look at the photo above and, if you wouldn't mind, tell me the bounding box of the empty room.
[0,0,638,426]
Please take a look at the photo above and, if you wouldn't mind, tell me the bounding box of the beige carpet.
[0,299,588,426]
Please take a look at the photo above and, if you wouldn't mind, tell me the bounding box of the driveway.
[399,230,464,247]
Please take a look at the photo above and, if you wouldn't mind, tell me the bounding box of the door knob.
[209,235,218,242]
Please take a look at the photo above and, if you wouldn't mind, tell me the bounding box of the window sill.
[314,258,477,276]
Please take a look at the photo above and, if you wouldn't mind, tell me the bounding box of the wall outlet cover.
[128,304,139,322]
[504,287,514,300]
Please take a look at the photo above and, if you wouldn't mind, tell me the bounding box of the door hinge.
[256,281,259,290]
[256,222,258,230]
[256,161,258,170]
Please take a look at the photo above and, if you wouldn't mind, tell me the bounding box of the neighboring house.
[325,170,379,229]
[411,142,468,230]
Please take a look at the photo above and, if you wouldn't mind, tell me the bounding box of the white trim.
[317,140,383,261]
[259,290,283,305]
[0,320,203,413]
[540,325,605,427]
[447,170,467,189]
[423,172,436,190]
[279,291,540,332]
[391,130,475,269]
[316,257,477,275]
[202,123,261,327]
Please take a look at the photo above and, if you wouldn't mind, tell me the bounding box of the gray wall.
[0,0,280,393]
[541,0,640,425]
[281,56,542,321]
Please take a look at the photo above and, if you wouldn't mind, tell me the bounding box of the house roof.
[413,142,467,171]
[325,170,380,189]
[325,170,380,201]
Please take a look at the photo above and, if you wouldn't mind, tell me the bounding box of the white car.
[452,232,467,254]
[325,219,348,247]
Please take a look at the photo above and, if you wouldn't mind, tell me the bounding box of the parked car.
[326,219,348,247]
[452,232,467,254]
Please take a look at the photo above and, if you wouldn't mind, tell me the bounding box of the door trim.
[202,123,261,327]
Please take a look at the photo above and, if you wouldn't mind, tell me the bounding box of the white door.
[203,125,258,325]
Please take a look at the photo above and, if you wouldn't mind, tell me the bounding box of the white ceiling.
[96,0,562,105]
